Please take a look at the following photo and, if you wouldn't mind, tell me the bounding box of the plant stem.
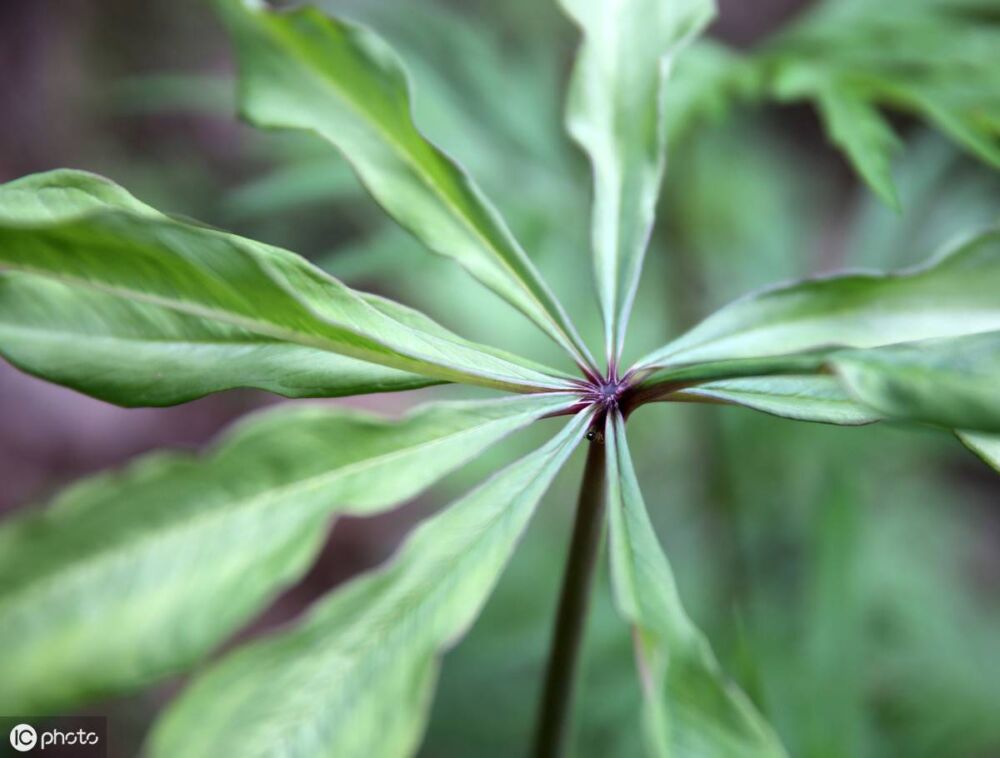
[532,437,607,758]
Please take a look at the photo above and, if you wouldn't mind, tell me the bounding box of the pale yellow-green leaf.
[148,411,590,758]
[0,172,576,397]
[218,0,596,370]
[558,0,715,358]
[0,394,572,713]
[605,412,786,757]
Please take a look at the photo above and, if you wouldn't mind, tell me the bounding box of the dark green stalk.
[532,437,607,758]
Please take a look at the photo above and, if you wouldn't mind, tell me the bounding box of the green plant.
[1,0,998,756]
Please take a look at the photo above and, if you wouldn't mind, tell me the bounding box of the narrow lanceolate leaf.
[668,376,881,426]
[558,0,715,359]
[0,172,576,397]
[0,394,572,714]
[605,413,785,757]
[0,272,441,405]
[217,0,596,372]
[631,354,831,396]
[149,411,590,758]
[636,228,1000,374]
[959,432,1000,473]
[832,332,1000,433]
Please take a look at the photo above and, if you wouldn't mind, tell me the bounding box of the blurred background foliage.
[1,0,999,756]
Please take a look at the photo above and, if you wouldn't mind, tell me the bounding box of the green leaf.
[217,0,596,371]
[0,168,162,222]
[667,375,882,426]
[634,353,829,391]
[0,394,572,714]
[636,228,1000,373]
[0,263,567,407]
[958,432,1000,473]
[148,409,590,758]
[0,271,441,405]
[755,0,1000,205]
[832,331,1000,432]
[0,172,576,396]
[604,412,786,757]
[768,66,902,209]
[558,0,715,358]
[813,85,901,209]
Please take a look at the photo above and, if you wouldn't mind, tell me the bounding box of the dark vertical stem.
[532,438,607,758]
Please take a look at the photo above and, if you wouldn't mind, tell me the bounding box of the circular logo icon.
[9,724,37,752]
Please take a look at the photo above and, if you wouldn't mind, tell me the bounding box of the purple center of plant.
[594,378,624,408]
[579,368,633,434]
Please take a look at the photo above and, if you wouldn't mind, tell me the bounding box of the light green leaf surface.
[634,353,829,392]
[669,375,881,426]
[959,432,1000,473]
[148,410,590,758]
[833,331,1000,433]
[0,271,441,405]
[0,394,572,713]
[0,172,575,396]
[558,0,714,358]
[605,413,786,757]
[217,0,595,370]
[636,228,1000,372]
[0,168,163,222]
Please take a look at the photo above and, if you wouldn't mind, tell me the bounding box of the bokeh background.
[2,0,999,755]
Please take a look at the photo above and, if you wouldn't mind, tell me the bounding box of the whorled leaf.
[631,353,829,394]
[558,0,715,359]
[666,375,881,426]
[148,410,591,758]
[604,412,786,757]
[217,0,596,371]
[0,271,441,405]
[0,394,572,714]
[635,228,1000,374]
[0,171,576,398]
[832,331,1000,433]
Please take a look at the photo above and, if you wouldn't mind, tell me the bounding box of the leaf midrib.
[261,11,584,363]
[684,384,855,404]
[2,263,555,393]
[0,322,301,347]
[216,419,585,757]
[649,306,1000,369]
